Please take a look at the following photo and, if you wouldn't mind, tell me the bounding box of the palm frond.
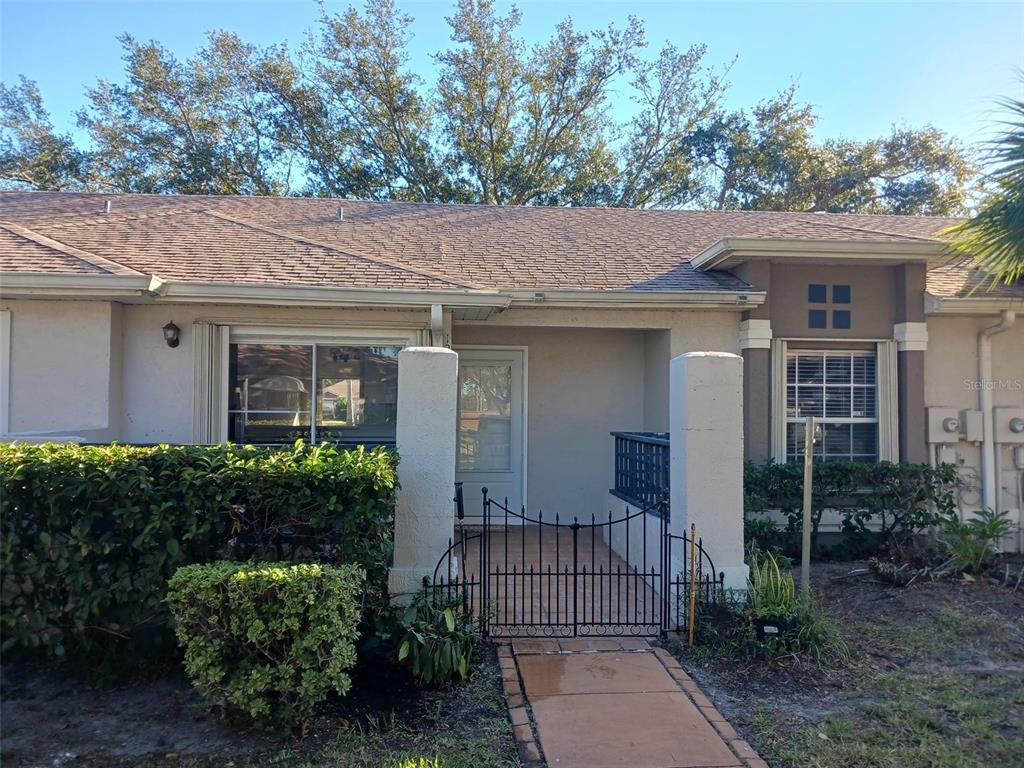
[944,90,1024,289]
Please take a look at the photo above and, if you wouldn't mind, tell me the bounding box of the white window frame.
[225,326,420,446]
[785,349,879,462]
[770,338,899,463]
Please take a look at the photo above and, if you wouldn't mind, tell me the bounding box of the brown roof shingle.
[2,191,1017,299]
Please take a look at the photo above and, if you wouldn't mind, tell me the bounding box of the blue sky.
[1,0,1021,149]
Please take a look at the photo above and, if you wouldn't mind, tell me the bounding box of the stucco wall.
[0,299,122,438]
[925,316,1024,540]
[452,324,646,518]
[453,309,739,519]
[118,303,432,443]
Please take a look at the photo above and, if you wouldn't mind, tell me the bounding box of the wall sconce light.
[162,321,180,348]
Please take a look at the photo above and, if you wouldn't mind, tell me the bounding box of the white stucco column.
[388,346,458,601]
[669,351,748,591]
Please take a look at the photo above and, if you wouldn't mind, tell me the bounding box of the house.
[2,192,1023,608]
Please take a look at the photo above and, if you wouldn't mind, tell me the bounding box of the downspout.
[978,310,1016,512]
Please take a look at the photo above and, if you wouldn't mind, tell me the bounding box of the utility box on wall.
[994,407,1024,444]
[960,410,984,443]
[927,407,961,444]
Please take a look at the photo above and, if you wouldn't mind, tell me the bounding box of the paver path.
[498,638,766,768]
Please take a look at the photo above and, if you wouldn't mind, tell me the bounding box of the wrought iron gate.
[430,485,724,638]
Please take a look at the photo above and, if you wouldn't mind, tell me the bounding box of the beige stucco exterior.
[2,283,1022,562]
[924,315,1024,548]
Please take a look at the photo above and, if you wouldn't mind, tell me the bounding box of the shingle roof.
[926,261,1024,299]
[0,191,1016,298]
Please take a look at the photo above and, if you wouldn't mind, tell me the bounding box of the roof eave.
[924,293,1024,316]
[504,288,765,310]
[693,238,948,271]
[0,274,764,311]
[0,273,151,298]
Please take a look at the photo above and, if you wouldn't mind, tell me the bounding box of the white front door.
[455,348,526,522]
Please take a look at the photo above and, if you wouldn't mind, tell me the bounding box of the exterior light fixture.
[162,321,180,348]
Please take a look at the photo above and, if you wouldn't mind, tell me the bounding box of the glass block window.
[808,284,828,303]
[785,350,878,462]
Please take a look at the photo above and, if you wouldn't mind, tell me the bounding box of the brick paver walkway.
[497,638,766,768]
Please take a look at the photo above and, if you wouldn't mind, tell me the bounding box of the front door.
[455,348,525,522]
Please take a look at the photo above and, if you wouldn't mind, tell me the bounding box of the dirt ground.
[674,561,1024,768]
[1,644,519,768]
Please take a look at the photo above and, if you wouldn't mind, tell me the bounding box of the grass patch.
[673,563,1024,768]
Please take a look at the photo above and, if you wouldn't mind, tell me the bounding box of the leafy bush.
[398,587,477,685]
[744,460,959,558]
[166,561,363,731]
[939,508,1012,574]
[747,550,797,619]
[0,441,396,657]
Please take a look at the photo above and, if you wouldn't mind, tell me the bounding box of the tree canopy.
[0,0,977,214]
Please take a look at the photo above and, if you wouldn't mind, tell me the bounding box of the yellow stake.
[688,522,697,647]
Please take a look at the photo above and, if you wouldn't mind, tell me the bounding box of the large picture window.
[785,350,878,462]
[228,342,400,446]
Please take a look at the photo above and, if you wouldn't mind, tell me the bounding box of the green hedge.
[744,460,959,557]
[0,442,396,657]
[167,561,363,731]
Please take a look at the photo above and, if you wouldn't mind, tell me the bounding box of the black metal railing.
[428,486,723,638]
[611,432,670,513]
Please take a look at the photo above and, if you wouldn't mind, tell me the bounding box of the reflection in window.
[228,343,400,446]
[316,345,399,445]
[458,364,512,472]
[229,344,312,445]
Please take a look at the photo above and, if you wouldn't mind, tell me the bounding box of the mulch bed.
[1,643,518,768]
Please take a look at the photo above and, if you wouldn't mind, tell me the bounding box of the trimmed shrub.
[166,561,363,731]
[744,460,959,558]
[0,441,396,657]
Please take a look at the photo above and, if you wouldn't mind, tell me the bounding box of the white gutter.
[503,288,765,310]
[925,293,1024,315]
[0,273,151,297]
[0,274,763,311]
[693,237,945,271]
[978,310,1016,513]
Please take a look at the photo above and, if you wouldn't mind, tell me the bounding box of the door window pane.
[458,364,512,472]
[229,344,312,444]
[316,345,400,446]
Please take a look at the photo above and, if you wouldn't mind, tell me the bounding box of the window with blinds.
[785,350,878,462]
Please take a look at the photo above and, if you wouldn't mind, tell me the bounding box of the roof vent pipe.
[103,200,112,214]
[337,204,344,222]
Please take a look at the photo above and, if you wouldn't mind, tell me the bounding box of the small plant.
[398,586,477,685]
[394,759,440,768]
[940,508,1012,574]
[747,549,798,619]
[792,590,849,664]
[166,561,363,732]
